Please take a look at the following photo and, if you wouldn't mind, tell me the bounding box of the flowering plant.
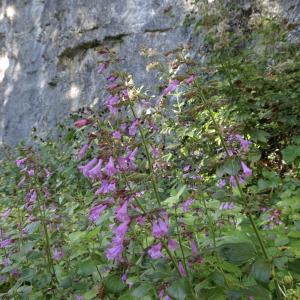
[1,2,300,299]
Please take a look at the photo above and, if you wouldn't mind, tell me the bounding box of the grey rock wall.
[0,0,299,147]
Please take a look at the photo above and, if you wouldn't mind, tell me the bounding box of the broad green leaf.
[251,259,272,285]
[223,158,241,176]
[82,286,98,300]
[164,185,187,207]
[167,279,190,300]
[76,259,98,276]
[132,283,154,298]
[103,275,127,295]
[282,145,300,164]
[250,129,270,143]
[216,237,256,265]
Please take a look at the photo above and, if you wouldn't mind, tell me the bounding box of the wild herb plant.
[0,1,299,299]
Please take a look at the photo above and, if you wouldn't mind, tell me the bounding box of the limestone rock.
[0,0,299,147]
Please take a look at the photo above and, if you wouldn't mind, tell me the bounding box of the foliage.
[0,1,300,299]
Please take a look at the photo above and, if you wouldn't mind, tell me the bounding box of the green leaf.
[103,275,127,295]
[167,278,190,300]
[217,237,256,265]
[119,293,137,300]
[251,259,272,285]
[69,231,85,244]
[82,286,98,299]
[288,259,300,274]
[164,185,186,207]
[32,272,52,289]
[228,285,271,300]
[132,283,154,298]
[282,145,300,164]
[21,268,36,282]
[223,158,241,176]
[250,129,270,143]
[292,136,300,145]
[76,259,98,276]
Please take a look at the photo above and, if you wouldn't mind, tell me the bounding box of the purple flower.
[127,148,138,170]
[163,80,180,95]
[152,147,159,158]
[88,159,103,180]
[186,74,196,84]
[229,176,237,187]
[11,268,20,278]
[78,144,89,159]
[191,240,198,257]
[78,158,98,177]
[97,63,106,74]
[27,169,35,176]
[182,198,193,212]
[136,216,146,225]
[241,161,252,178]
[45,168,53,178]
[236,134,251,152]
[89,204,107,222]
[217,179,226,188]
[74,119,92,128]
[121,89,129,99]
[159,289,164,298]
[128,120,139,136]
[219,202,234,210]
[168,239,178,251]
[107,95,119,116]
[148,243,163,259]
[183,165,190,172]
[107,95,119,106]
[107,82,119,90]
[120,123,127,132]
[26,189,37,203]
[2,208,11,220]
[75,295,84,300]
[0,238,12,249]
[112,131,122,140]
[105,157,118,177]
[150,122,159,131]
[113,222,129,240]
[3,257,11,267]
[118,156,128,170]
[178,261,187,277]
[152,215,169,238]
[96,180,116,194]
[121,271,128,283]
[44,188,50,199]
[106,74,117,82]
[115,202,130,223]
[53,248,64,261]
[106,241,124,261]
[106,221,129,262]
[108,105,118,116]
[15,157,27,168]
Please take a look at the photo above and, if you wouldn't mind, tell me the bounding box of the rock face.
[0,0,299,147]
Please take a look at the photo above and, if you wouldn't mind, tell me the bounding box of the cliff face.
[0,0,299,146]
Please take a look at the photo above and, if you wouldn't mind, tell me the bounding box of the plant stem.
[174,208,189,277]
[197,87,284,299]
[35,187,57,283]
[129,104,162,206]
[162,242,181,276]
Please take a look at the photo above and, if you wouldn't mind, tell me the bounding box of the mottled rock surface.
[0,0,299,146]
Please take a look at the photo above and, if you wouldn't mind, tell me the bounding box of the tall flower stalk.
[196,84,284,299]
